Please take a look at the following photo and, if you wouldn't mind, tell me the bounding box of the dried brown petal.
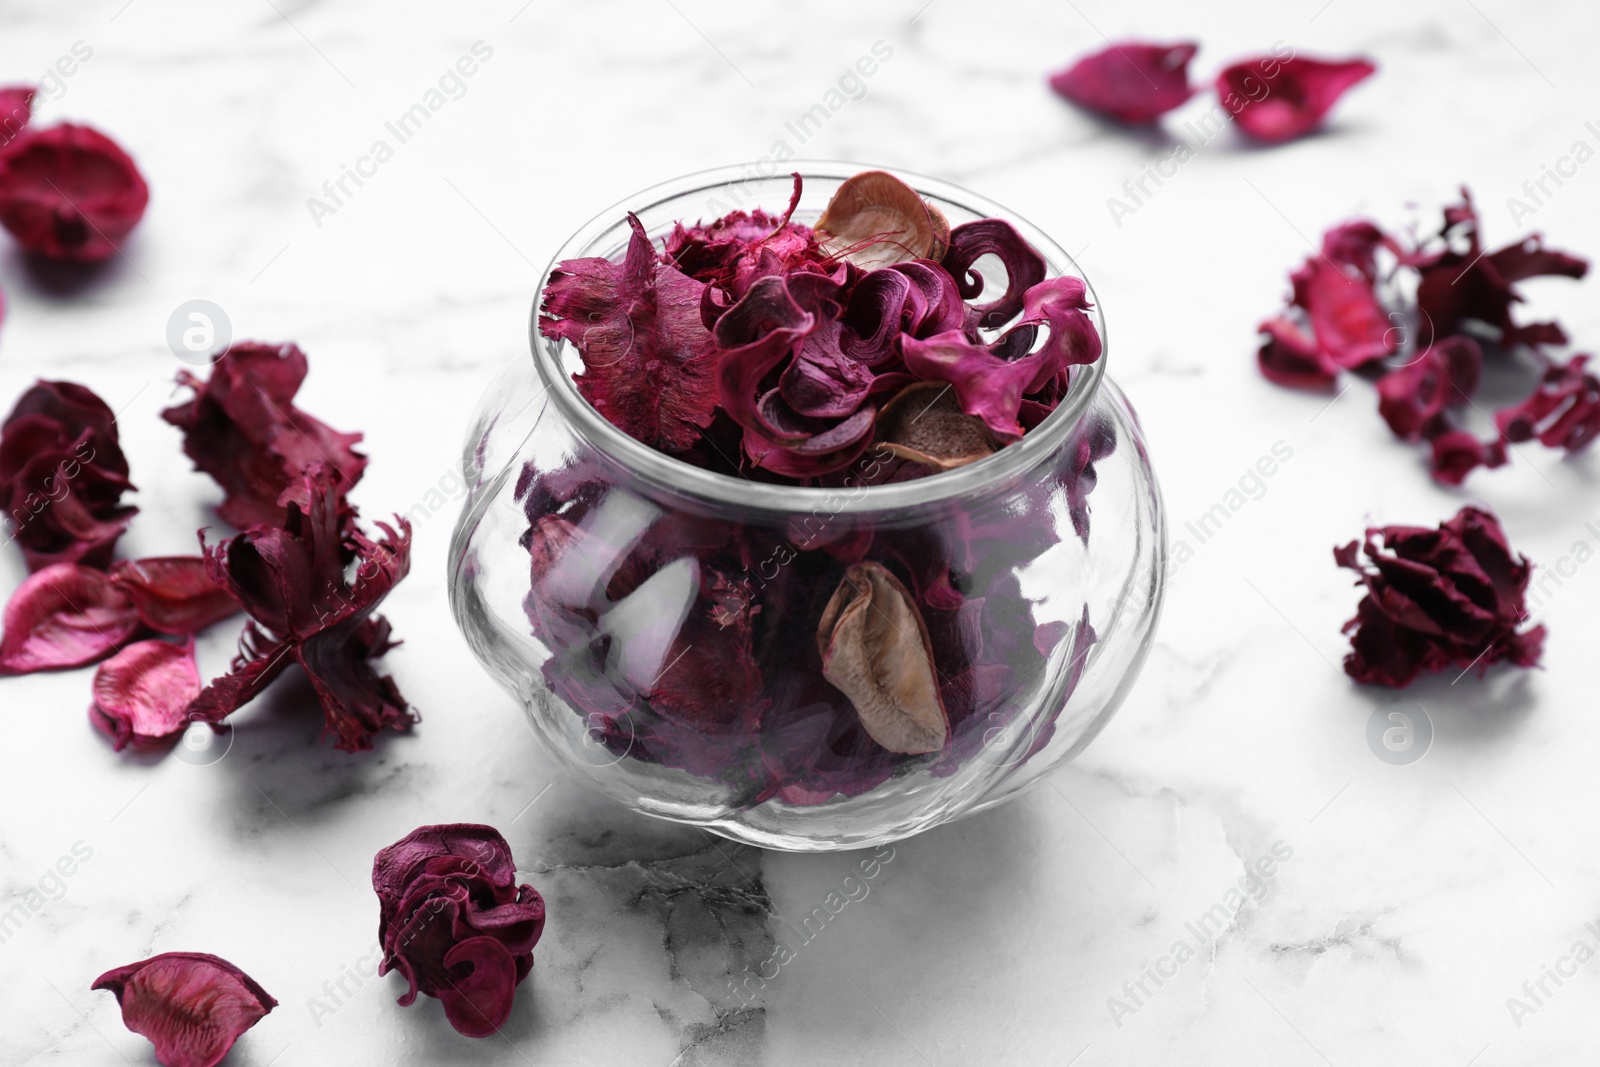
[816,171,950,269]
[874,382,999,471]
[818,562,949,755]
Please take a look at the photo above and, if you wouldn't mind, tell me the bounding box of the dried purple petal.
[1375,336,1483,441]
[1220,55,1375,143]
[941,219,1047,329]
[1495,354,1600,452]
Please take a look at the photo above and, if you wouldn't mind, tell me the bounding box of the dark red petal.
[90,638,202,751]
[110,557,239,635]
[1049,41,1198,124]
[1293,257,1394,369]
[435,936,520,1038]
[295,615,416,752]
[1429,430,1506,485]
[0,123,149,261]
[1375,336,1482,441]
[0,563,138,673]
[1494,354,1600,452]
[1220,55,1375,143]
[92,952,276,1067]
[0,85,34,149]
[184,624,295,724]
[160,342,367,530]
[372,824,520,919]
[1256,317,1338,390]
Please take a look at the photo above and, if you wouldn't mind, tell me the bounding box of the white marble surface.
[3,0,1600,1063]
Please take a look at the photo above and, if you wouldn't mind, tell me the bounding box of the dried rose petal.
[92,952,276,1067]
[1336,506,1543,687]
[1428,430,1506,486]
[0,562,138,674]
[109,557,239,635]
[1220,55,1375,143]
[1495,354,1600,452]
[0,85,34,149]
[875,382,998,471]
[818,562,949,754]
[540,213,718,453]
[1048,41,1198,124]
[816,170,951,268]
[1376,336,1483,441]
[1291,256,1394,369]
[0,123,149,261]
[162,341,367,530]
[90,638,202,750]
[1256,316,1337,390]
[373,824,545,1038]
[1,379,137,571]
[190,470,414,751]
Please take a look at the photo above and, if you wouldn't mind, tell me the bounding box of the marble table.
[3,0,1599,1063]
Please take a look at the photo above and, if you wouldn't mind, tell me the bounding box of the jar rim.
[527,161,1107,515]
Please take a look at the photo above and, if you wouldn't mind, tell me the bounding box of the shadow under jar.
[450,163,1166,851]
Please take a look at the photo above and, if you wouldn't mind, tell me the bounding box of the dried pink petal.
[941,219,1046,328]
[1495,354,1600,453]
[1220,55,1375,143]
[0,562,138,674]
[1336,506,1543,687]
[373,824,545,1038]
[92,952,276,1067]
[540,213,718,453]
[0,123,149,261]
[161,342,367,530]
[89,638,202,750]
[109,557,239,635]
[818,562,949,755]
[1290,256,1394,369]
[1256,316,1337,390]
[1049,41,1198,124]
[0,85,34,149]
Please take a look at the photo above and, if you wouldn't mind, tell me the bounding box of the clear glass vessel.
[449,163,1165,851]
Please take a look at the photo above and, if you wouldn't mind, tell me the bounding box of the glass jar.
[449,164,1165,851]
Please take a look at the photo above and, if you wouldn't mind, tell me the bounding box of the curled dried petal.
[90,638,202,750]
[1495,354,1600,452]
[1375,336,1483,441]
[1256,316,1337,390]
[110,557,239,635]
[818,562,949,755]
[0,562,138,674]
[1219,55,1376,143]
[875,383,998,471]
[0,124,149,261]
[942,219,1047,329]
[1048,41,1198,124]
[816,170,950,268]
[92,952,276,1067]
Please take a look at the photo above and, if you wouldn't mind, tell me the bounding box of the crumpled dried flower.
[1495,354,1600,452]
[1335,506,1544,687]
[1048,41,1198,124]
[818,562,950,755]
[1,379,137,571]
[0,562,138,674]
[109,556,239,635]
[162,341,368,530]
[0,123,149,261]
[0,85,34,149]
[1375,336,1483,441]
[188,469,414,752]
[93,952,275,1067]
[373,824,546,1038]
[1220,55,1375,143]
[90,638,202,750]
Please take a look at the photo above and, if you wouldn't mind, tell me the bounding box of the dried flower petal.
[941,219,1047,329]
[818,562,949,754]
[1376,336,1483,441]
[1291,256,1394,369]
[1220,55,1375,143]
[816,170,950,268]
[1048,41,1198,124]
[0,562,137,674]
[541,213,718,453]
[1336,506,1543,687]
[1495,354,1600,452]
[90,638,202,750]
[1428,430,1506,486]
[0,123,149,261]
[875,382,998,470]
[92,952,276,1067]
[162,342,367,530]
[1256,316,1337,390]
[1,379,137,571]
[109,557,239,635]
[373,824,545,1038]
[0,85,34,149]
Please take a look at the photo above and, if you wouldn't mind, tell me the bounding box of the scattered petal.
[1220,55,1375,143]
[110,557,239,635]
[92,952,276,1067]
[0,123,149,261]
[1048,41,1198,124]
[0,563,138,674]
[1495,353,1600,452]
[90,638,202,750]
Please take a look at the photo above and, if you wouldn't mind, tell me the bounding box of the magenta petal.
[1221,55,1376,143]
[1293,257,1394,369]
[1495,354,1600,452]
[436,936,520,1038]
[0,563,138,674]
[1049,41,1198,124]
[90,638,202,751]
[1376,336,1483,441]
[110,557,240,635]
[1257,316,1337,389]
[900,330,1041,438]
[942,219,1047,329]
[0,85,34,148]
[92,952,276,1067]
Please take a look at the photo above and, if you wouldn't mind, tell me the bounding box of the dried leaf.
[818,562,949,754]
[874,382,998,471]
[816,170,950,269]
